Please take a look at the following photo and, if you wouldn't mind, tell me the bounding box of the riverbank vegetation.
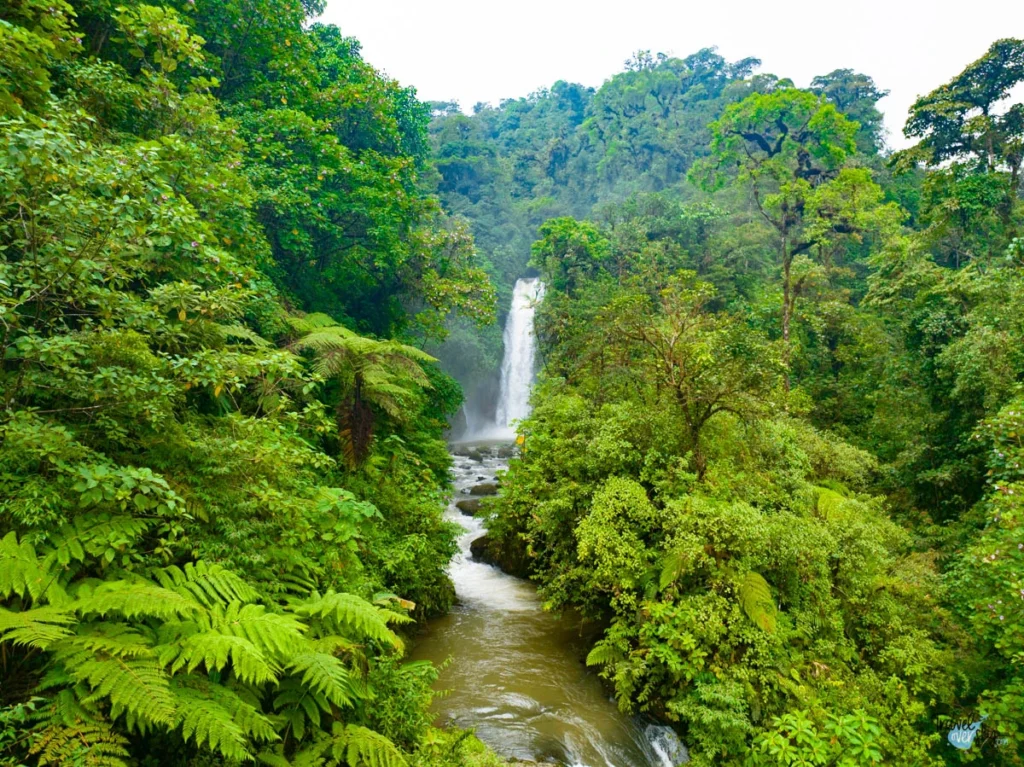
[471,41,1024,767]
[0,1,497,765]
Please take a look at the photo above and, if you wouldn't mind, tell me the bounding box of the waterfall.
[493,277,544,438]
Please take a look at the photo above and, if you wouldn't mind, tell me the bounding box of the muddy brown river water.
[410,444,688,767]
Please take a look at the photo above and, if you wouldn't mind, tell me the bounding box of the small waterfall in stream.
[493,277,545,437]
[415,274,688,766]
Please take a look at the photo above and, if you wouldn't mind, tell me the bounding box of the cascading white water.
[493,277,544,437]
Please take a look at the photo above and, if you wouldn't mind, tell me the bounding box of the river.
[410,443,687,767]
[410,279,687,767]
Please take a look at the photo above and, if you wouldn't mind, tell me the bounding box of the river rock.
[469,534,531,578]
[469,482,498,496]
[467,448,485,463]
[455,499,482,515]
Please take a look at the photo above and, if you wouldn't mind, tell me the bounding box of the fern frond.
[659,548,689,590]
[58,647,177,726]
[738,571,777,634]
[287,312,341,334]
[814,486,848,518]
[258,751,297,767]
[72,623,155,659]
[0,531,54,601]
[214,602,307,658]
[220,323,272,347]
[31,716,130,767]
[292,328,360,357]
[74,581,201,620]
[288,651,361,708]
[292,592,404,648]
[585,640,626,667]
[155,561,261,608]
[171,630,280,685]
[332,724,408,767]
[170,675,278,761]
[273,677,328,741]
[0,605,74,649]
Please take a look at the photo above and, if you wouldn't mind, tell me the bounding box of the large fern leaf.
[293,591,406,648]
[71,623,154,659]
[214,602,307,658]
[31,716,130,767]
[74,580,201,621]
[60,649,177,726]
[738,571,777,634]
[0,531,54,601]
[170,675,278,761]
[155,561,261,608]
[814,486,848,518]
[0,605,74,648]
[288,651,361,708]
[332,724,408,767]
[585,640,626,668]
[169,630,280,685]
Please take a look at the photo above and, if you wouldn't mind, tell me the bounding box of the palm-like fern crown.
[286,314,436,464]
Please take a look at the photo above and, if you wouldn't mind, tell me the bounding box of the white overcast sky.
[319,0,1024,149]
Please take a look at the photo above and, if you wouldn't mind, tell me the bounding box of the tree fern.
[738,571,777,634]
[287,316,435,464]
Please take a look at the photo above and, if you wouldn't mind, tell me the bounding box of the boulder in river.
[469,482,498,496]
[469,534,531,578]
[455,499,482,515]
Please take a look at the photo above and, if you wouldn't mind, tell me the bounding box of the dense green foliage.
[0,1,498,765]
[481,39,1024,767]
[5,2,1024,765]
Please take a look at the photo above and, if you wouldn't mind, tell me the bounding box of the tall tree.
[699,89,899,385]
[811,68,889,152]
